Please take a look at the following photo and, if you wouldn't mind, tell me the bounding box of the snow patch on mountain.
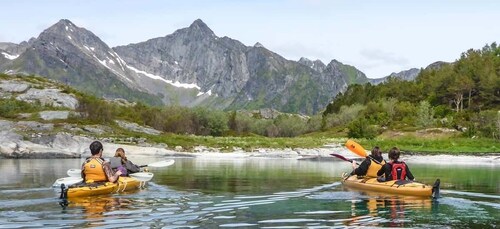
[126,65,201,90]
[197,90,212,97]
[2,52,19,60]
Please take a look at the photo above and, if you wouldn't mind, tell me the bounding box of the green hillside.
[323,43,500,140]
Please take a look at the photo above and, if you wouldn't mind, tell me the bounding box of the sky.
[1,0,499,78]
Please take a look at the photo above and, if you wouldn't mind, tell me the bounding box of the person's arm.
[405,164,414,180]
[103,162,121,182]
[377,164,386,176]
[81,162,86,180]
[125,160,141,173]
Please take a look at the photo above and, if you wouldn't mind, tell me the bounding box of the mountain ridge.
[0,18,419,114]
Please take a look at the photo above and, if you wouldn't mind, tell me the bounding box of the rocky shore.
[1,122,499,166]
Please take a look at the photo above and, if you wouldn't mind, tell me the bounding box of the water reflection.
[346,191,433,227]
[0,158,498,228]
[67,196,134,220]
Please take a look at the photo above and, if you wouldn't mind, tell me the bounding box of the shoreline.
[2,144,499,166]
[0,131,498,166]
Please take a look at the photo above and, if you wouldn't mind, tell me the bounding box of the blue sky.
[1,0,499,78]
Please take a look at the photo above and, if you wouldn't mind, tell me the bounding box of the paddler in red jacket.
[377,147,415,181]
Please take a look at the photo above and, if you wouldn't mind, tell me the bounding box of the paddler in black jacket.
[350,146,386,177]
[377,147,415,181]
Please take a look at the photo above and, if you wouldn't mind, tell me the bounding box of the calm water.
[0,157,498,228]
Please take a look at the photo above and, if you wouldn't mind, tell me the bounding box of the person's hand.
[351,161,357,169]
[116,170,122,176]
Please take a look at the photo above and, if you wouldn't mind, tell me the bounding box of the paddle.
[330,153,355,163]
[129,172,154,181]
[139,159,175,168]
[345,139,368,158]
[66,159,175,177]
[52,177,83,188]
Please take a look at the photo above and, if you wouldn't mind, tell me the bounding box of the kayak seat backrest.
[109,157,122,169]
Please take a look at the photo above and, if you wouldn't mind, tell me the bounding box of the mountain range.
[0,19,421,114]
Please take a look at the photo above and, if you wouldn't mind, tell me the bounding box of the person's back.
[81,141,122,183]
[82,157,107,182]
[377,147,414,181]
[351,146,386,177]
[110,148,140,176]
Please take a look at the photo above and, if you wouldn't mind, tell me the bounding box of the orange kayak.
[342,174,440,197]
[61,176,144,198]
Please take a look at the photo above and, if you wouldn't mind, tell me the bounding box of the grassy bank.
[357,137,500,155]
[108,128,499,154]
[125,132,334,152]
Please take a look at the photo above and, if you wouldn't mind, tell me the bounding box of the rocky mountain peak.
[387,68,420,81]
[254,42,265,48]
[298,58,326,73]
[298,57,312,64]
[188,19,215,36]
[1,18,372,115]
[36,19,112,52]
[425,61,449,71]
[43,19,78,34]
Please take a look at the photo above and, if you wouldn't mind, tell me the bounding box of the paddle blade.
[345,139,367,157]
[129,172,154,182]
[147,159,175,168]
[52,177,83,188]
[67,169,82,177]
[330,153,353,163]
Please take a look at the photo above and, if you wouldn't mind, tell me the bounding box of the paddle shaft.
[66,160,174,177]
[330,153,356,164]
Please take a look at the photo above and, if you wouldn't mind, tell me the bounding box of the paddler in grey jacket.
[109,148,141,176]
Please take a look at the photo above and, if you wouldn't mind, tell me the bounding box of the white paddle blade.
[52,177,83,188]
[129,172,154,182]
[67,169,82,177]
[148,159,175,168]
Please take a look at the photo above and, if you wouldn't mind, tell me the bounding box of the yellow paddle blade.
[345,139,367,157]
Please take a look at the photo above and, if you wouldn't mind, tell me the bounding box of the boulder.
[115,120,161,135]
[39,110,71,120]
[0,120,14,129]
[15,121,54,132]
[16,88,79,109]
[0,81,30,93]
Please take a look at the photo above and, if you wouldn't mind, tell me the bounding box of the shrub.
[0,98,43,118]
[274,114,308,137]
[416,100,435,127]
[347,118,377,139]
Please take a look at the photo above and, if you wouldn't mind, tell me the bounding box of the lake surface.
[0,157,498,228]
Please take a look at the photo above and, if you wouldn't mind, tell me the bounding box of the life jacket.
[109,157,129,176]
[366,156,385,177]
[82,157,107,182]
[389,161,407,180]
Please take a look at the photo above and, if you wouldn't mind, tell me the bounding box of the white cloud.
[359,49,410,66]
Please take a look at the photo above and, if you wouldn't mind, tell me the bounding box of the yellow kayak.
[61,176,144,198]
[342,174,440,197]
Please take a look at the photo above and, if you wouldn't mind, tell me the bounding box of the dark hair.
[90,141,103,155]
[371,146,381,156]
[388,147,400,160]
